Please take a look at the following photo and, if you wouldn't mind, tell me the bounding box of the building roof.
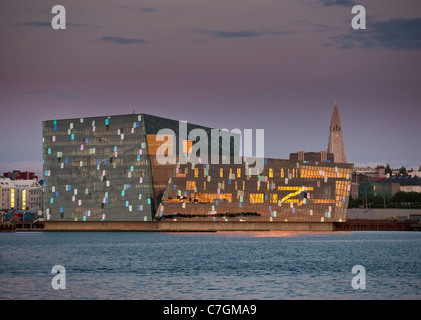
[380,175,421,186]
[0,177,14,187]
[10,180,41,189]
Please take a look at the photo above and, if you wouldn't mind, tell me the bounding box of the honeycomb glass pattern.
[43,113,353,223]
[158,158,353,222]
[42,114,155,221]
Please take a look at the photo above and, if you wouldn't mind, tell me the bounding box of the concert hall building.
[42,108,353,223]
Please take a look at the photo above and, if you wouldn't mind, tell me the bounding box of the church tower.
[327,102,346,163]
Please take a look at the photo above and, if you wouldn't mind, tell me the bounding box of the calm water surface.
[0,231,420,299]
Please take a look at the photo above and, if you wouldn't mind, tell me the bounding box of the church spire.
[328,102,346,163]
[330,102,342,132]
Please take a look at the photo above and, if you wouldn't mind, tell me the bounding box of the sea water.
[0,231,420,299]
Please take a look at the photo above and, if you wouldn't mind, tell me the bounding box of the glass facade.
[158,158,353,222]
[43,113,353,223]
[43,114,154,221]
[42,113,239,221]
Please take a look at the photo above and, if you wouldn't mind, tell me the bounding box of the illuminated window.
[270,193,278,203]
[22,189,26,210]
[195,193,232,203]
[183,139,193,154]
[194,168,198,178]
[249,193,264,204]
[220,168,223,178]
[312,199,335,204]
[269,168,273,178]
[11,188,15,208]
[186,181,196,190]
[237,168,241,178]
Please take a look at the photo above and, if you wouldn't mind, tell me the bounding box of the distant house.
[0,177,14,210]
[11,180,43,211]
[357,182,401,199]
[0,177,43,211]
[379,176,421,193]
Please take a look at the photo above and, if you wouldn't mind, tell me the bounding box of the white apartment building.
[12,180,43,211]
[0,177,14,210]
[0,178,43,211]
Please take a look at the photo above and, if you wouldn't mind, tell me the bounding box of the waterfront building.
[27,187,43,211]
[0,177,14,210]
[42,112,353,222]
[10,180,43,211]
[0,177,42,211]
[158,157,352,222]
[42,114,238,222]
[380,176,421,193]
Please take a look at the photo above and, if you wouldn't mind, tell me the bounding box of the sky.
[1,0,420,177]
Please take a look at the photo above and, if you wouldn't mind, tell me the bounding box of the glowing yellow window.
[186,181,196,190]
[183,139,193,154]
[271,193,278,203]
[269,168,273,178]
[237,168,241,178]
[11,188,15,208]
[250,193,264,204]
[220,168,223,178]
[22,189,26,210]
[194,168,198,178]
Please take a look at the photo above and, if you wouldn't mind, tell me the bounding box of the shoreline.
[2,219,418,232]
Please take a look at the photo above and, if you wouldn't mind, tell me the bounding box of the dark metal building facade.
[43,113,353,222]
[158,158,353,222]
